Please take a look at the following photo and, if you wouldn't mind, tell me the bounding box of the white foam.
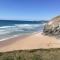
[0,34,20,41]
[0,26,15,28]
[15,24,41,29]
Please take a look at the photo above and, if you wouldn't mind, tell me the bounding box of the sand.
[0,32,60,52]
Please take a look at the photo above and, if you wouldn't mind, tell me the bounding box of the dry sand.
[0,32,60,52]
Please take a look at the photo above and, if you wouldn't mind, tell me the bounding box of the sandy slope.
[0,32,60,52]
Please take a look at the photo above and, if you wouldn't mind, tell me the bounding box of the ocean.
[0,20,47,41]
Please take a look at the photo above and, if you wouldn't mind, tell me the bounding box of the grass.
[0,48,60,60]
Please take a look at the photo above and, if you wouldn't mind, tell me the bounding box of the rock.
[43,16,60,36]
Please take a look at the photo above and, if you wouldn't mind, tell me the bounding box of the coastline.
[0,32,60,52]
[0,32,38,41]
[0,32,38,47]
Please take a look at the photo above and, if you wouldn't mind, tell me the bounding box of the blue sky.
[0,0,60,20]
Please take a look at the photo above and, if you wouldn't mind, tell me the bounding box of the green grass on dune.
[0,48,60,60]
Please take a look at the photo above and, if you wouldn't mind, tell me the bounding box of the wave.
[0,24,43,35]
[0,24,43,41]
[15,24,41,29]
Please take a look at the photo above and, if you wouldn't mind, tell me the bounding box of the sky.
[0,0,60,20]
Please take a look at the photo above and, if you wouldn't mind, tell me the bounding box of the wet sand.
[0,32,60,52]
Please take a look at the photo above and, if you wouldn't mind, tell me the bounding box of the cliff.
[43,16,60,36]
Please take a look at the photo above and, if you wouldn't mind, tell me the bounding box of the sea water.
[0,20,47,41]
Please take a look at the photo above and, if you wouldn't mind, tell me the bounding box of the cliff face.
[43,16,60,35]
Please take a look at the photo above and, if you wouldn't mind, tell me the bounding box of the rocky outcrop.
[43,16,60,36]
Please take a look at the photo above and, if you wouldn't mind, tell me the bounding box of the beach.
[0,32,60,52]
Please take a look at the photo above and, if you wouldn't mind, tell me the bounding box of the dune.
[0,32,60,52]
